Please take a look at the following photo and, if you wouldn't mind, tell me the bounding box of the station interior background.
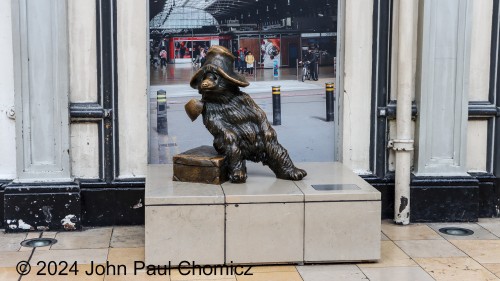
[147,0,338,165]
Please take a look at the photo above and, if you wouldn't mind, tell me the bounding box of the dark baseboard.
[1,172,497,229]
[472,173,500,218]
[81,187,144,226]
[410,175,479,222]
[363,172,498,222]
[0,182,5,229]
[4,182,81,232]
[1,179,145,230]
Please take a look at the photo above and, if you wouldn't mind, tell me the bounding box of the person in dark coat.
[304,48,319,81]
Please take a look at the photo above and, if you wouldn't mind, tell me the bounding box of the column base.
[4,182,81,232]
[410,175,479,222]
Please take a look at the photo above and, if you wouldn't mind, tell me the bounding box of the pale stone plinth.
[145,162,381,265]
[222,164,304,263]
[145,165,225,266]
[296,162,381,262]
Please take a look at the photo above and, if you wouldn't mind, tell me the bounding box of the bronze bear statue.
[186,46,306,183]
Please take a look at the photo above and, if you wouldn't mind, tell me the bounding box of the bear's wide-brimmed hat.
[190,46,249,88]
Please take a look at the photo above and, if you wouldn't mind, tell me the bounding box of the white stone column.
[117,0,148,178]
[0,0,16,180]
[11,0,71,182]
[415,0,472,176]
[340,0,373,173]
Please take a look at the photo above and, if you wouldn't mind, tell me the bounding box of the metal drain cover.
[21,238,57,248]
[439,227,474,236]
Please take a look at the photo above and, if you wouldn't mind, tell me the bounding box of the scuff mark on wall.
[399,196,408,213]
[7,219,18,229]
[18,219,33,230]
[42,206,53,223]
[132,199,143,209]
[61,214,77,230]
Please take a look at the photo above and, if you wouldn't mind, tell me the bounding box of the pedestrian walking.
[245,51,255,75]
[238,47,246,74]
[200,46,207,66]
[159,48,167,69]
[304,48,318,81]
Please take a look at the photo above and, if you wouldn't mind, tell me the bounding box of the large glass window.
[148,0,339,165]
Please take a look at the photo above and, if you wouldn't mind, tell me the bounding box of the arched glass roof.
[150,6,218,31]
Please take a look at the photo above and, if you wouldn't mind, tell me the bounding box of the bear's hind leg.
[264,140,307,181]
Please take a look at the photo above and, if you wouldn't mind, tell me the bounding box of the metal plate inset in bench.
[311,184,360,191]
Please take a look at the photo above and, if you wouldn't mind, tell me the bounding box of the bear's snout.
[200,77,216,90]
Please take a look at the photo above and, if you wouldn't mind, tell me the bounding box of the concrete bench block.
[223,166,304,263]
[296,163,381,262]
[145,165,225,266]
[146,205,225,266]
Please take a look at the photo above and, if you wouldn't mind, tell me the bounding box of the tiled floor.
[1,219,499,280]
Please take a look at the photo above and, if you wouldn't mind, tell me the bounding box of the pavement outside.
[1,219,499,280]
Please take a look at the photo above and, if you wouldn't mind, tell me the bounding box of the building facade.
[0,0,498,231]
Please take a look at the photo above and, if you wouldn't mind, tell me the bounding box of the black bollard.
[272,86,281,126]
[325,83,335,122]
[157,89,168,134]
